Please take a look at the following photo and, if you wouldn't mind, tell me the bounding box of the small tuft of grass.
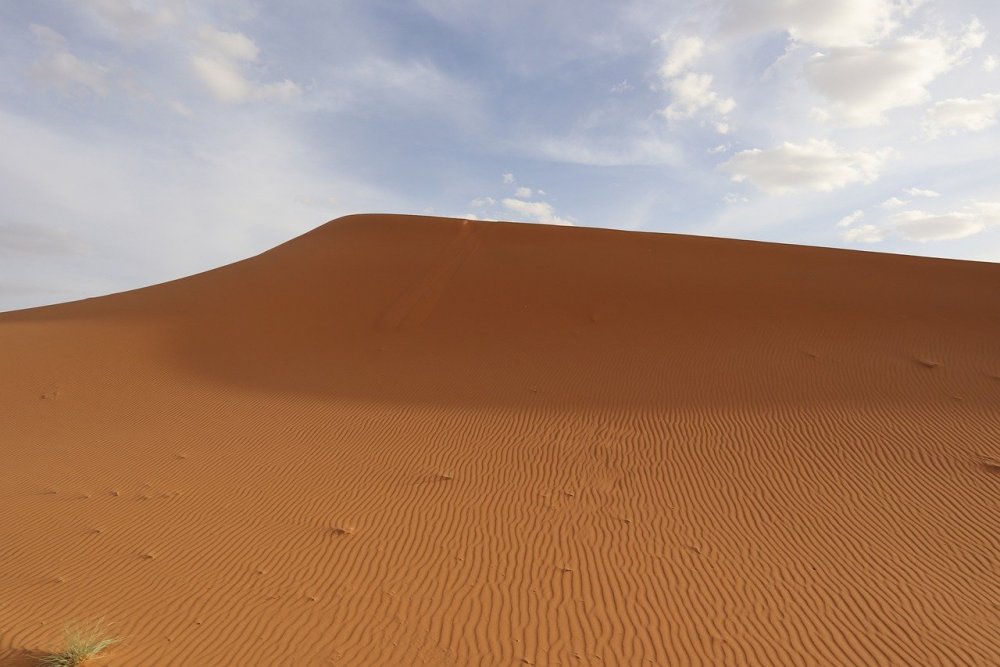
[38,620,121,666]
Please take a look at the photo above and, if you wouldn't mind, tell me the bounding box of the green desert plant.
[38,621,121,666]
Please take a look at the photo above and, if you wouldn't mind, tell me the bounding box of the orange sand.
[1,214,999,665]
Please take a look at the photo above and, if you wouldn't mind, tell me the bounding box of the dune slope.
[1,214,999,665]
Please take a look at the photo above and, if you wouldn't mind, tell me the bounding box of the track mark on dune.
[379,222,482,332]
[976,455,1000,474]
[38,384,62,400]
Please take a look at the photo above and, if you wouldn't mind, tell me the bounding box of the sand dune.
[1,214,999,665]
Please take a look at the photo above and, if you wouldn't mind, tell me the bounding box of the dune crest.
[2,214,999,665]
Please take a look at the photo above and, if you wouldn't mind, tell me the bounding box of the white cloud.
[841,223,886,242]
[960,17,987,52]
[721,140,890,195]
[708,143,729,154]
[904,187,940,197]
[985,55,999,72]
[660,36,704,78]
[661,72,735,120]
[923,94,1000,137]
[86,0,182,40]
[837,209,865,227]
[190,26,300,104]
[891,203,1000,241]
[610,79,634,93]
[721,0,901,48]
[837,201,1000,243]
[190,55,251,103]
[723,193,748,204]
[29,24,110,96]
[501,198,573,226]
[655,34,732,126]
[468,176,573,227]
[880,196,908,209]
[805,36,953,125]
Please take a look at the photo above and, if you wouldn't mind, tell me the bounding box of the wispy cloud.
[85,0,183,40]
[720,0,901,48]
[528,132,679,166]
[924,93,1000,136]
[466,173,574,226]
[892,202,1000,241]
[656,35,734,130]
[721,140,892,194]
[190,25,300,103]
[0,221,81,256]
[28,24,110,96]
[804,36,955,125]
[501,198,574,226]
[905,187,941,197]
[837,196,1000,243]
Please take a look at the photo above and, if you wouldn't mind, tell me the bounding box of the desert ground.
[1,214,999,665]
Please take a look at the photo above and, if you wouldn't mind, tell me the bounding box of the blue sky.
[1,0,999,311]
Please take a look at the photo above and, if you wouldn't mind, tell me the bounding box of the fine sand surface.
[1,214,999,666]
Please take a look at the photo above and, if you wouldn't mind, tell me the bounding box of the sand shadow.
[0,648,48,666]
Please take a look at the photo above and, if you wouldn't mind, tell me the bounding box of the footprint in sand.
[977,456,1000,474]
[39,386,61,400]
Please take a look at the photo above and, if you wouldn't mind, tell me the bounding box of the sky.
[1,0,999,311]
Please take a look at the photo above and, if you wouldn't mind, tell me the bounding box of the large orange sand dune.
[1,214,999,665]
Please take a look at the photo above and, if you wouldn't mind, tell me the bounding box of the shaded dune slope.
[1,214,999,665]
